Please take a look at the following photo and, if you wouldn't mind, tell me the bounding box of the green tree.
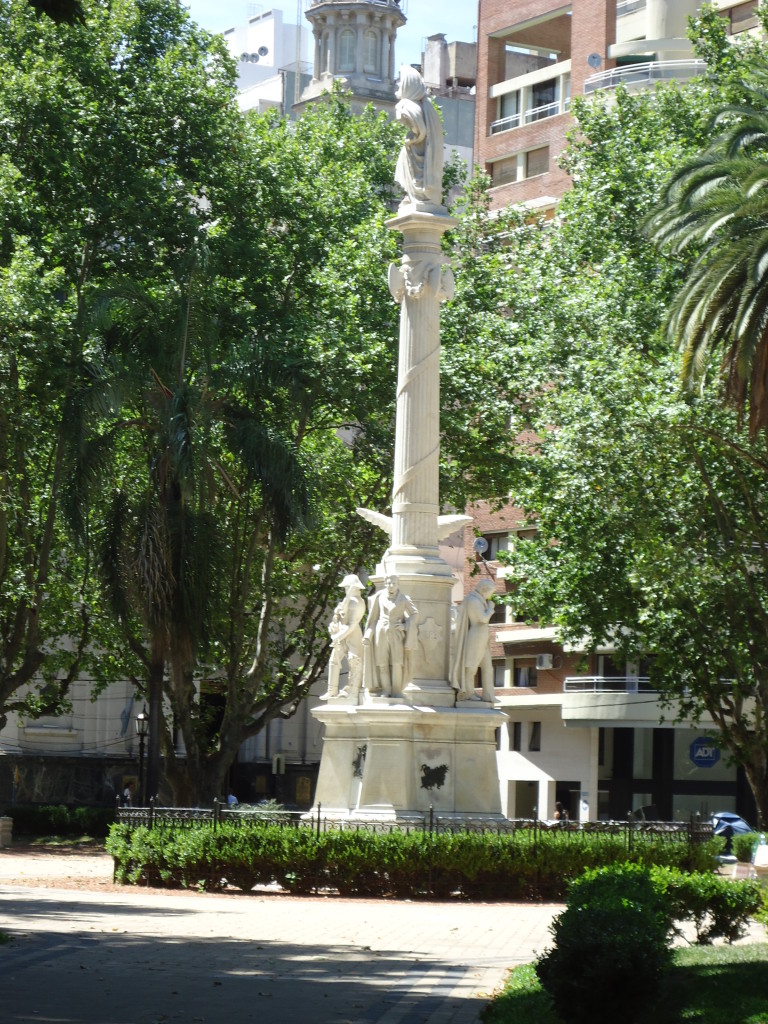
[454,31,768,822]
[76,90,406,804]
[0,0,238,732]
[645,64,768,437]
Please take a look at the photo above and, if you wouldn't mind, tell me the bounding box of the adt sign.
[690,737,721,769]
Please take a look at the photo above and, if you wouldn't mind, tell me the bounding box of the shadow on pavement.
[0,926,483,1024]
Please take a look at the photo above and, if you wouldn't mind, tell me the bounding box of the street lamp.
[135,704,150,807]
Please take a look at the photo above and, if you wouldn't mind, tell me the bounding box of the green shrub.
[4,804,115,838]
[733,832,761,863]
[535,864,674,1024]
[649,865,764,944]
[104,821,724,900]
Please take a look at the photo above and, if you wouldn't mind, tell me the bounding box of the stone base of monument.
[307,702,508,824]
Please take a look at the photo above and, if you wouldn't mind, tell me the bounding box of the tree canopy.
[457,13,768,824]
[0,0,520,803]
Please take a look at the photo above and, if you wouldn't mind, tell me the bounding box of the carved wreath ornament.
[388,259,455,303]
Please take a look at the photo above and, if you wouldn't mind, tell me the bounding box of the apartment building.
[475,0,759,211]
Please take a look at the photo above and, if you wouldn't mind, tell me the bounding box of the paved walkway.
[0,847,562,1024]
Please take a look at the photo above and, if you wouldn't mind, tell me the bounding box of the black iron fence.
[115,799,714,845]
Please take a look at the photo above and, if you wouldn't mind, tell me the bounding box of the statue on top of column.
[394,65,444,210]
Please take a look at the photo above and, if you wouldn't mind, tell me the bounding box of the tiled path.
[0,848,562,1024]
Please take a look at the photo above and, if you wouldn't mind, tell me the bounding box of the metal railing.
[490,112,522,134]
[617,0,646,16]
[563,675,657,693]
[584,59,707,94]
[115,801,713,844]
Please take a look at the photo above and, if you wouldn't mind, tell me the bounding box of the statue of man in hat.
[321,573,367,700]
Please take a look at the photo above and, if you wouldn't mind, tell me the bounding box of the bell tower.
[296,0,406,114]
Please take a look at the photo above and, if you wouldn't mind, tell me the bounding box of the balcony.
[616,0,646,15]
[490,97,570,135]
[584,59,706,95]
[564,675,656,693]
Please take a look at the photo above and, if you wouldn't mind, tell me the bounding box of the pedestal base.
[308,703,507,823]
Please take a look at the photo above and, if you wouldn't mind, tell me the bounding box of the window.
[597,653,624,678]
[490,156,518,186]
[493,660,509,688]
[527,78,557,122]
[525,147,549,179]
[730,1,759,34]
[490,601,507,624]
[529,721,542,752]
[338,28,356,72]
[363,29,379,74]
[510,721,522,751]
[514,664,538,688]
[482,533,509,559]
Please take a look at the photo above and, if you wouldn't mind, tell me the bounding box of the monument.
[309,67,506,823]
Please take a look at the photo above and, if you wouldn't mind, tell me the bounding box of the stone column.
[381,207,457,704]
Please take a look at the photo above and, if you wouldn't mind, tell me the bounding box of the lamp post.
[135,704,149,807]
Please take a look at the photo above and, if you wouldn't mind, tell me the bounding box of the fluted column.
[387,211,455,555]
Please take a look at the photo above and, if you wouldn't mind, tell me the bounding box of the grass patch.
[484,944,768,1024]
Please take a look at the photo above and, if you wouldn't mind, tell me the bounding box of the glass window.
[482,533,509,558]
[338,29,356,72]
[363,29,379,74]
[490,601,507,624]
[673,728,736,783]
[532,78,556,108]
[514,664,538,688]
[510,721,522,751]
[529,721,541,751]
[633,729,653,779]
[493,661,508,687]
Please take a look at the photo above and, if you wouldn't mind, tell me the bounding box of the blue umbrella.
[712,811,753,835]
[712,811,753,855]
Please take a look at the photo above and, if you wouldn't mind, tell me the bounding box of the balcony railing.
[490,98,568,135]
[584,59,707,94]
[564,676,656,693]
[490,112,522,134]
[617,0,646,16]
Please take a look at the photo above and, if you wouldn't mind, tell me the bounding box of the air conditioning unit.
[536,653,553,670]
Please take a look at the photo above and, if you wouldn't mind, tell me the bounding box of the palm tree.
[645,70,768,437]
[82,265,312,804]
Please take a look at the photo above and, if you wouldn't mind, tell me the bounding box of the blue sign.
[690,737,721,769]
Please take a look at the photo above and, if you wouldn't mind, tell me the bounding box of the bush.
[535,864,674,1024]
[649,865,764,943]
[733,832,761,863]
[4,804,115,838]
[104,821,723,899]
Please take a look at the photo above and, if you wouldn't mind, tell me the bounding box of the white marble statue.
[394,65,444,209]
[320,574,366,700]
[450,578,497,702]
[363,574,418,698]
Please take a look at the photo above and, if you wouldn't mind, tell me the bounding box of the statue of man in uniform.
[363,574,418,697]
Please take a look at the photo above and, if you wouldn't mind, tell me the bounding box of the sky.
[183,0,478,69]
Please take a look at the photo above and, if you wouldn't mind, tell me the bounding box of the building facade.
[475,0,759,211]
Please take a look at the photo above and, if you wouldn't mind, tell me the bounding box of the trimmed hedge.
[537,864,673,1024]
[535,863,766,1024]
[3,804,115,839]
[105,821,720,898]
